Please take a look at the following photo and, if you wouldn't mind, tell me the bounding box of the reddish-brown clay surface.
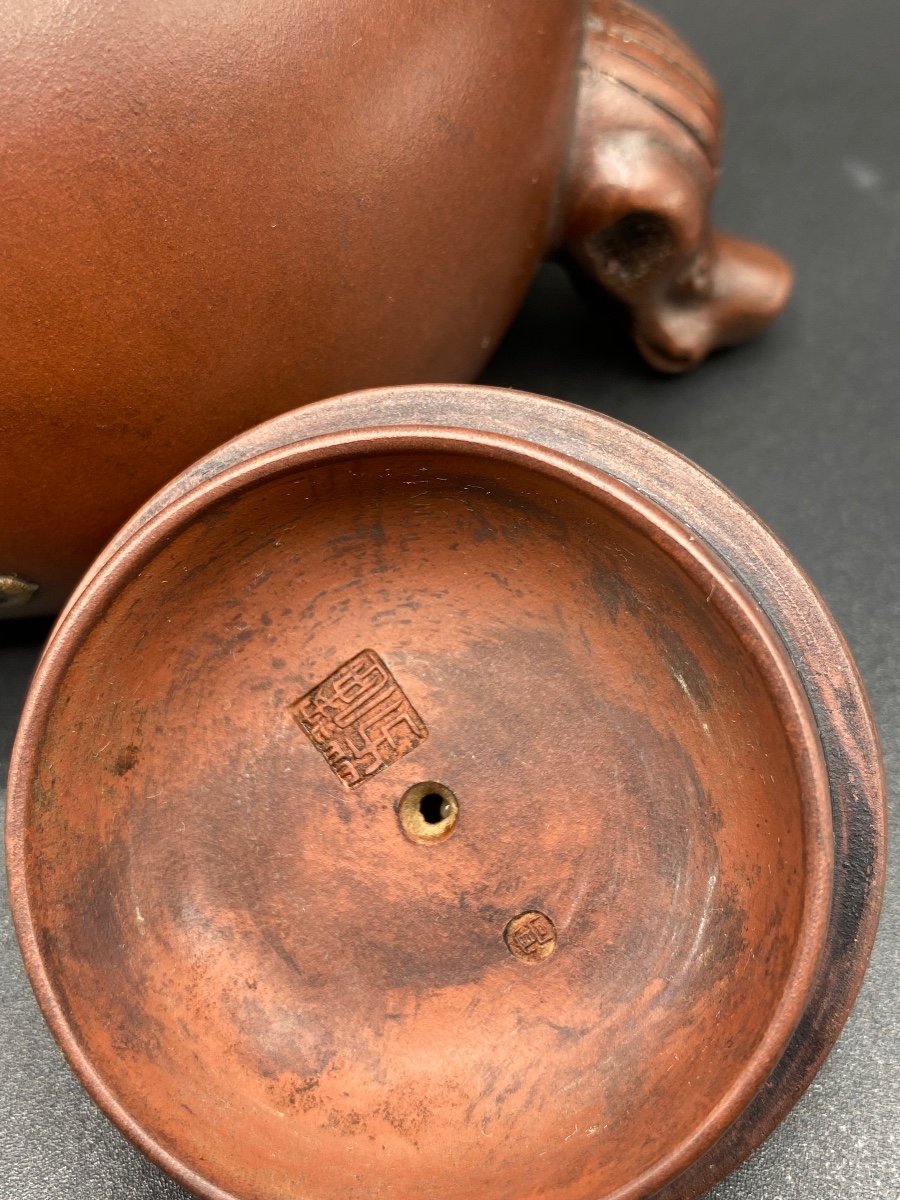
[0,0,792,617]
[5,386,872,1200]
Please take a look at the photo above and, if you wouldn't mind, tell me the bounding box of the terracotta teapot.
[0,1,792,616]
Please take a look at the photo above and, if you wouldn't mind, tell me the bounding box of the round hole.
[398,782,459,843]
[418,792,451,824]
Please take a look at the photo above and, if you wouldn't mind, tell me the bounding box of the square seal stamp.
[290,649,428,788]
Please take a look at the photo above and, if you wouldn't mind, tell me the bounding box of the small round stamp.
[504,911,557,964]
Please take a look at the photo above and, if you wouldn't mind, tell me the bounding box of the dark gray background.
[1,0,898,1196]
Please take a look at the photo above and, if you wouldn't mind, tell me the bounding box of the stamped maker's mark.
[291,649,427,788]
[504,911,558,964]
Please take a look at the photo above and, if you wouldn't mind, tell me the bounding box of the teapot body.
[0,1,791,615]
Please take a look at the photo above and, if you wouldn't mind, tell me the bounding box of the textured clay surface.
[9,426,833,1200]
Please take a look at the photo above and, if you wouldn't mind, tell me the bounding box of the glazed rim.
[7,423,835,1200]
